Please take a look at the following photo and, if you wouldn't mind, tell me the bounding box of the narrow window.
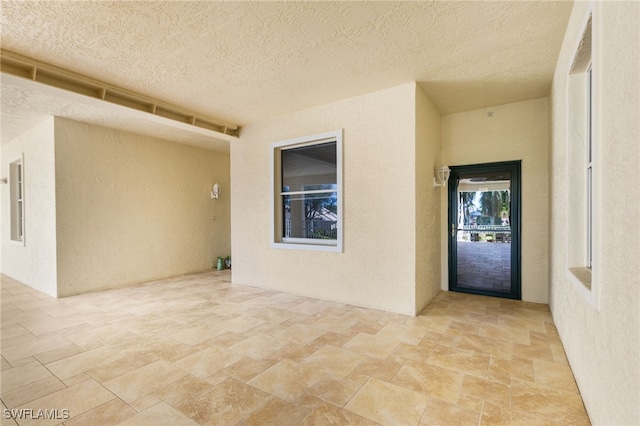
[10,156,25,244]
[567,11,597,308]
[271,130,343,252]
[586,64,593,269]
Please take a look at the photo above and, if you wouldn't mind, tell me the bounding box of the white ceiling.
[0,1,573,147]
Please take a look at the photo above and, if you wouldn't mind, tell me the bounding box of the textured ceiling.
[1,1,573,144]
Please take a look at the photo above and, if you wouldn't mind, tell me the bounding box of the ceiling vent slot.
[0,56,33,79]
[104,89,155,113]
[0,49,239,138]
[35,68,103,98]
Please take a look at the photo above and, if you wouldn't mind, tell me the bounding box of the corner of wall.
[414,85,443,314]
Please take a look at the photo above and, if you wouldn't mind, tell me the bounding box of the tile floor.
[1,271,590,425]
[456,242,511,292]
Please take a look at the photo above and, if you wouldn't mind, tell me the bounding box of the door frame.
[447,160,522,299]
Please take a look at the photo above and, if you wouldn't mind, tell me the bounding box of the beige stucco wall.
[54,118,230,296]
[415,86,443,313]
[549,1,640,424]
[1,117,58,297]
[232,83,421,315]
[441,98,550,303]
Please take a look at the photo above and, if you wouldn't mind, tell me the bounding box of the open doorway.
[448,161,521,299]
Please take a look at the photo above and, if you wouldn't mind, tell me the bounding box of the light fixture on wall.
[433,165,451,188]
[211,183,220,199]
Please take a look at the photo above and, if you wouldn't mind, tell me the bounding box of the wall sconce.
[433,165,451,188]
[211,183,220,199]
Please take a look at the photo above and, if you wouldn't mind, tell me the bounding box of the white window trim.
[565,3,599,310]
[9,154,25,246]
[270,130,343,252]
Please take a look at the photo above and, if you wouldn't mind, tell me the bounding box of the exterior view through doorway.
[448,161,521,299]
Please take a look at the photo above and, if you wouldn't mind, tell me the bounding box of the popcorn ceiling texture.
[0,1,572,127]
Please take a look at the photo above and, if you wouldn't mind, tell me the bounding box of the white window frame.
[566,6,598,310]
[9,154,25,245]
[270,130,343,252]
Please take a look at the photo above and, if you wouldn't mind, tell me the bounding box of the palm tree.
[459,192,475,226]
[480,191,503,225]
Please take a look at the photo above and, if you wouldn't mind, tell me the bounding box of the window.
[271,130,342,252]
[586,64,593,269]
[10,155,25,244]
[567,12,597,308]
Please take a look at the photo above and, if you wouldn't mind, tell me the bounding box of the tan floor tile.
[20,316,86,336]
[391,360,464,402]
[532,359,579,393]
[247,307,298,324]
[512,342,554,362]
[173,346,243,379]
[511,378,591,423]
[311,331,353,348]
[195,331,248,349]
[1,376,66,408]
[153,374,213,406]
[218,315,266,333]
[64,398,136,426]
[219,356,277,382]
[350,357,404,383]
[293,393,324,411]
[498,316,547,333]
[266,342,318,363]
[33,344,85,365]
[243,397,310,426]
[481,401,561,426]
[130,394,161,412]
[376,323,426,345]
[299,401,378,426]
[428,345,491,378]
[0,357,10,371]
[286,301,328,316]
[103,360,188,403]
[488,356,534,385]
[167,324,227,346]
[46,346,122,379]
[0,333,39,350]
[301,344,366,379]
[273,323,329,345]
[420,330,460,347]
[342,333,399,359]
[248,359,324,402]
[392,342,434,362]
[421,398,480,426]
[345,377,429,426]
[1,361,54,393]
[345,320,386,336]
[229,333,289,359]
[313,315,359,332]
[117,401,199,426]
[17,379,115,426]
[456,333,513,358]
[530,331,563,347]
[0,273,590,426]
[85,357,150,383]
[1,335,72,363]
[177,378,271,425]
[460,374,511,406]
[307,375,363,407]
[0,325,31,341]
[61,372,91,386]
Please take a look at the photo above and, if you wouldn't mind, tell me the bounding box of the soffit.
[0,1,572,133]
